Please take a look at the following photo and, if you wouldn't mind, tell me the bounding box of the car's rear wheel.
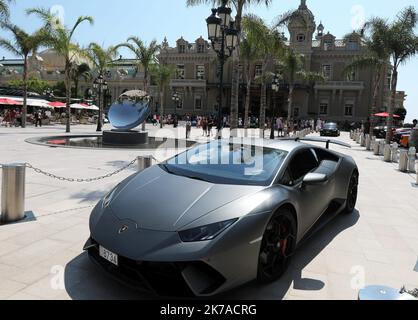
[257,209,296,283]
[344,172,359,214]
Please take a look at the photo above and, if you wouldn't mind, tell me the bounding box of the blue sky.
[2,0,417,121]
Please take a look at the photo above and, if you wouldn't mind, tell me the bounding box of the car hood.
[109,165,264,232]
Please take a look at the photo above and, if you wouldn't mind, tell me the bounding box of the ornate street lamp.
[206,0,238,137]
[172,90,181,128]
[172,91,181,107]
[93,74,108,132]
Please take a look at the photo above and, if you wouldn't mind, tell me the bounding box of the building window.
[195,95,202,110]
[197,44,205,53]
[255,64,263,77]
[347,70,356,81]
[320,102,328,115]
[344,103,354,116]
[322,64,332,80]
[176,64,185,79]
[346,41,359,50]
[297,33,305,42]
[324,40,333,51]
[196,65,205,80]
[294,107,300,118]
[179,45,186,53]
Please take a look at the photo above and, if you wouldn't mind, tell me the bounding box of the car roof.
[218,138,309,153]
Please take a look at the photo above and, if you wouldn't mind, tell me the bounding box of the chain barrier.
[23,156,158,183]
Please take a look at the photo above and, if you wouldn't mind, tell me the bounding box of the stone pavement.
[0,124,417,300]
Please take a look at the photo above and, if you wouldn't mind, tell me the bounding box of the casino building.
[0,0,406,122]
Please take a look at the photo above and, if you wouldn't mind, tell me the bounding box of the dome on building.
[291,0,314,23]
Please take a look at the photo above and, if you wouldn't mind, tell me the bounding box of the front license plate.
[99,246,119,266]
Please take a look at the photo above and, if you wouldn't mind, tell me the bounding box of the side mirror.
[303,173,328,185]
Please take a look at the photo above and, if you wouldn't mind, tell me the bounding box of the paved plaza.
[0,124,417,300]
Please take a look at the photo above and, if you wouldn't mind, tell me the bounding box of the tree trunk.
[229,4,243,138]
[287,84,294,131]
[159,90,164,129]
[74,78,79,99]
[259,82,267,138]
[142,68,148,131]
[22,55,28,128]
[370,67,383,137]
[230,54,240,137]
[244,63,253,131]
[65,61,71,133]
[386,67,398,144]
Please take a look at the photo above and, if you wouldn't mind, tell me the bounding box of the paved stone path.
[0,124,417,300]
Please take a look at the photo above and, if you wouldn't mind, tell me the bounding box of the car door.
[280,148,331,237]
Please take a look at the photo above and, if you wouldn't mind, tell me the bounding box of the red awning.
[48,101,67,108]
[0,98,19,105]
[374,112,401,119]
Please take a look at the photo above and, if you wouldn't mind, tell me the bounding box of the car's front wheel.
[343,172,359,214]
[257,209,296,283]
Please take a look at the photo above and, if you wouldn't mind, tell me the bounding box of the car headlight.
[102,184,121,208]
[179,219,238,242]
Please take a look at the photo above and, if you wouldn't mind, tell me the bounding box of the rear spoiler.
[279,137,352,149]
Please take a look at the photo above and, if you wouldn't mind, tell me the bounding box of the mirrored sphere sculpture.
[103,90,151,145]
[108,100,150,131]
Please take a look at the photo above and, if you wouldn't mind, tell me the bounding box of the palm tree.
[27,7,93,133]
[0,0,13,22]
[150,63,175,128]
[86,43,118,76]
[71,62,91,98]
[343,30,389,137]
[0,22,49,127]
[116,37,159,93]
[279,48,324,127]
[244,14,284,137]
[241,16,262,130]
[186,0,273,136]
[369,7,418,144]
[116,37,159,130]
[85,43,118,130]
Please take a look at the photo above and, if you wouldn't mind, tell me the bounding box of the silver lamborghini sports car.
[84,138,359,297]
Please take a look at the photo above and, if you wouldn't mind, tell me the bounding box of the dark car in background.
[320,123,340,137]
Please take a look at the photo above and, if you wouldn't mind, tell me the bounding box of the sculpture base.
[102,130,149,146]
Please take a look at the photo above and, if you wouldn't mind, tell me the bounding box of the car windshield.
[161,141,288,186]
[324,123,337,129]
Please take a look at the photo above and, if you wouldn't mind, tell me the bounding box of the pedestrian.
[202,117,208,137]
[276,117,284,137]
[208,117,214,137]
[186,116,192,139]
[34,110,42,127]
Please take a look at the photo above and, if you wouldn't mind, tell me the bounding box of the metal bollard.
[379,140,385,156]
[399,150,409,172]
[353,131,358,142]
[1,163,26,224]
[416,162,418,185]
[356,133,361,144]
[391,143,399,163]
[373,140,380,155]
[383,144,392,162]
[360,134,366,147]
[365,134,371,150]
[137,156,155,172]
[408,147,417,173]
[370,137,376,151]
